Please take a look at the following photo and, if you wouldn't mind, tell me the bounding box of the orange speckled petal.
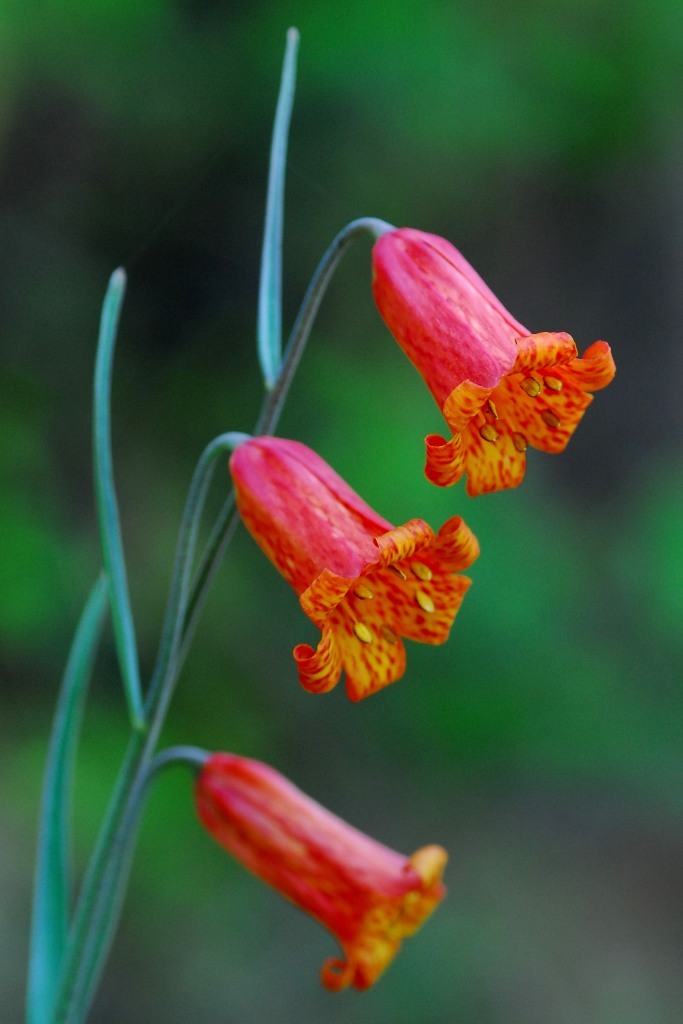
[431,516,481,570]
[373,519,434,567]
[511,331,577,374]
[493,364,592,455]
[441,378,492,433]
[424,432,466,488]
[321,842,448,990]
[461,418,527,496]
[300,569,355,625]
[425,378,499,489]
[294,620,343,694]
[522,383,592,453]
[566,340,616,390]
[513,340,615,453]
[329,608,407,702]
[371,570,472,644]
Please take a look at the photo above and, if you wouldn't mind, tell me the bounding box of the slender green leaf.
[257,27,299,389]
[27,576,108,1024]
[93,268,145,730]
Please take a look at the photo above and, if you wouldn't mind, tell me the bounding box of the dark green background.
[3,2,683,1021]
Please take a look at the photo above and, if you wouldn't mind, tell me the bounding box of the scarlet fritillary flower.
[229,436,479,701]
[195,752,447,991]
[372,227,616,496]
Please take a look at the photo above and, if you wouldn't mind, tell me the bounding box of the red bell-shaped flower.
[196,753,447,991]
[229,437,479,701]
[372,227,616,495]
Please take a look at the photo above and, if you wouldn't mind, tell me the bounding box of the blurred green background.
[2,1,683,1021]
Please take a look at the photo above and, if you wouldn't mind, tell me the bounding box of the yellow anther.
[415,590,435,614]
[388,564,407,580]
[520,376,542,397]
[411,562,433,582]
[512,432,528,452]
[544,375,563,392]
[353,622,373,644]
[354,584,374,600]
[541,409,561,428]
[380,625,399,645]
[486,399,499,420]
[479,423,499,443]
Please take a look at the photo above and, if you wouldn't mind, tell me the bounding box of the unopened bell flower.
[372,227,616,495]
[229,436,479,701]
[195,752,447,991]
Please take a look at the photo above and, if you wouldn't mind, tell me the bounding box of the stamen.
[479,423,498,443]
[380,625,399,645]
[353,622,373,644]
[388,564,407,580]
[512,432,528,452]
[520,377,542,398]
[486,399,499,420]
[541,409,561,428]
[354,584,374,600]
[415,590,435,613]
[544,375,563,392]
[411,562,433,582]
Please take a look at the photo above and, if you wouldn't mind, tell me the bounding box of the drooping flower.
[229,436,479,701]
[195,752,448,991]
[372,227,616,495]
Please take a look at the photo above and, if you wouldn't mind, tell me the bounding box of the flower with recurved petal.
[372,227,616,496]
[229,436,479,701]
[195,752,447,991]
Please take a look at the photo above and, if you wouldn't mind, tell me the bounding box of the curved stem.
[149,746,209,775]
[153,432,250,688]
[256,216,394,435]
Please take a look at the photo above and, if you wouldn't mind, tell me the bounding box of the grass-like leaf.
[257,27,299,389]
[93,268,145,730]
[26,576,108,1024]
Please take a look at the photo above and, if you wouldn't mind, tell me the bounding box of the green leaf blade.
[93,268,145,730]
[257,27,299,389]
[26,576,108,1024]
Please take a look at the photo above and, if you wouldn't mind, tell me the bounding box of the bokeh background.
[2,2,683,1022]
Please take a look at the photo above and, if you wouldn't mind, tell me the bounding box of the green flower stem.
[255,216,394,435]
[154,432,251,686]
[258,27,299,389]
[149,746,210,774]
[93,269,145,731]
